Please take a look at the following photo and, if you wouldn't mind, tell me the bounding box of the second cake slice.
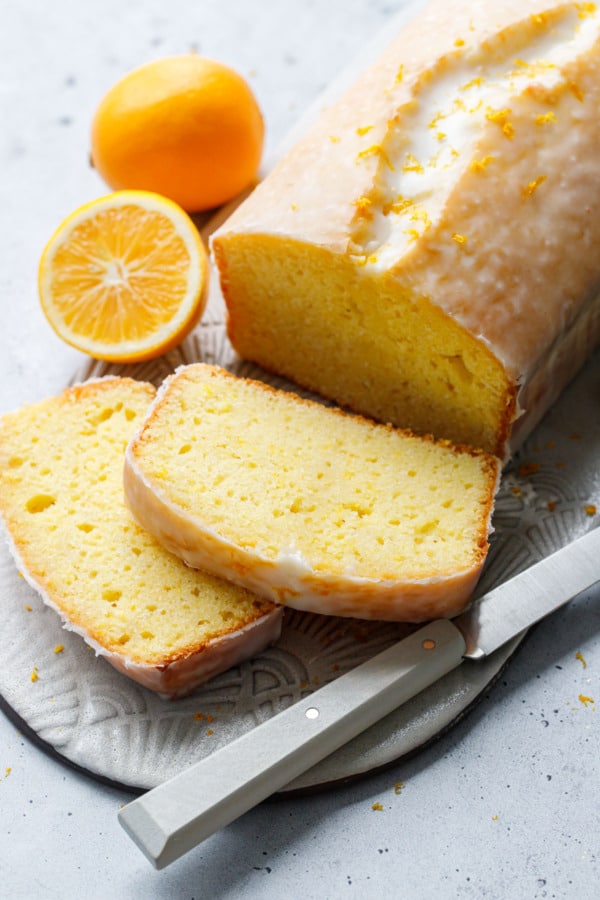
[124,364,500,622]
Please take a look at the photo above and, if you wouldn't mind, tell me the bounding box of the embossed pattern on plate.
[0,318,598,793]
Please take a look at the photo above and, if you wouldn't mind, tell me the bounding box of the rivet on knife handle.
[118,618,466,869]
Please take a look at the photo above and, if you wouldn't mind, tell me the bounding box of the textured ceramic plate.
[1,297,598,793]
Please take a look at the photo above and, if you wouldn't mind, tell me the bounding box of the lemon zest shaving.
[575,2,597,18]
[536,111,557,125]
[356,144,395,170]
[470,155,495,173]
[403,153,424,174]
[522,175,547,197]
[486,107,515,139]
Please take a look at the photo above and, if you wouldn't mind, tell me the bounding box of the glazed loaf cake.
[0,377,282,698]
[124,364,499,622]
[212,0,600,458]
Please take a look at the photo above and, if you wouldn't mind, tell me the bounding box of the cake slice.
[212,0,600,458]
[0,377,282,698]
[124,364,500,622]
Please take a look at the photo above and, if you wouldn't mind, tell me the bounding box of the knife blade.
[118,526,599,869]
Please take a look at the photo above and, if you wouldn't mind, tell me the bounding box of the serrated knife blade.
[119,527,599,869]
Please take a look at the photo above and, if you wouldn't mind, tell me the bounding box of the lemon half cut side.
[38,190,209,363]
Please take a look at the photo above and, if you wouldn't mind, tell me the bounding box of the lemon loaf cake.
[212,0,600,459]
[124,364,499,622]
[0,377,282,698]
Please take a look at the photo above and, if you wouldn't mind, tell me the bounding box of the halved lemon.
[38,190,209,363]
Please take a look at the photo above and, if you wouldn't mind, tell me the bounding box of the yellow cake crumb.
[584,504,597,516]
[372,802,384,811]
[0,378,280,697]
[127,365,499,627]
[575,651,587,668]
[579,694,595,707]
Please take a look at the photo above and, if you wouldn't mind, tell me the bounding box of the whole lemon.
[90,55,265,212]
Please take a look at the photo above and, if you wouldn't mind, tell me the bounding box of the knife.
[118,526,599,869]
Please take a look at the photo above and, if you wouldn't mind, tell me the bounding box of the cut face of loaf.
[124,364,500,622]
[0,378,282,698]
[212,0,600,458]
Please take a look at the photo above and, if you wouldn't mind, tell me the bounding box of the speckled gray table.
[1,1,599,897]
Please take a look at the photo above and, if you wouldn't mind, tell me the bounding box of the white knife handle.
[118,618,465,868]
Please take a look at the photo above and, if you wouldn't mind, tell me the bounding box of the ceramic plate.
[1,305,598,794]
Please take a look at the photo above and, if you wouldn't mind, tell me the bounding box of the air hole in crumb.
[102,588,122,602]
[77,523,95,533]
[26,495,56,514]
[178,444,192,454]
